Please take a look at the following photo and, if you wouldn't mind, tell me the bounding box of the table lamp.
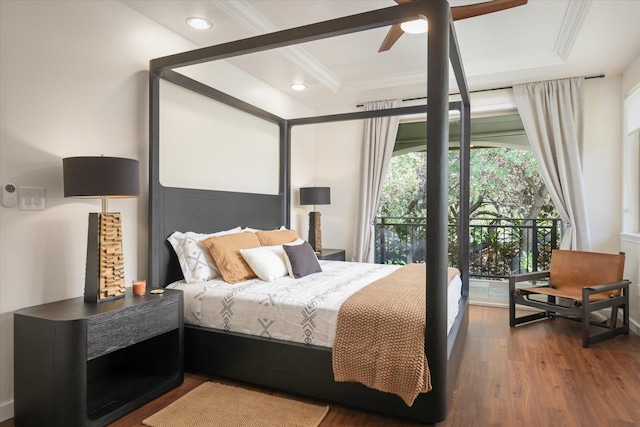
[299,187,330,252]
[63,156,140,303]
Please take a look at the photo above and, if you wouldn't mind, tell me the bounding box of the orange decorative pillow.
[201,232,261,284]
[255,229,300,246]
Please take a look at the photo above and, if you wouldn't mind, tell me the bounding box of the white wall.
[291,125,318,236]
[0,1,314,421]
[622,56,640,235]
[159,80,281,195]
[582,76,624,253]
[307,121,365,260]
[621,55,640,334]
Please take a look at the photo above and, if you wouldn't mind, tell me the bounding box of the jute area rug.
[142,381,329,427]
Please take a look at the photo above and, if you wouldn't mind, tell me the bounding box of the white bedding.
[168,261,462,348]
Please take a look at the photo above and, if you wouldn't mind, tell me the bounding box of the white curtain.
[351,99,402,262]
[513,77,591,250]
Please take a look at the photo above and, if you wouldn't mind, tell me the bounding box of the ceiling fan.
[379,0,528,52]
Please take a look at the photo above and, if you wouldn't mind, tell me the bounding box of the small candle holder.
[132,280,146,296]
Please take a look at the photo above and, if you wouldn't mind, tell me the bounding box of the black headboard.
[151,186,284,287]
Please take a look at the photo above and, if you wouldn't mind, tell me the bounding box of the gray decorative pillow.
[283,241,322,278]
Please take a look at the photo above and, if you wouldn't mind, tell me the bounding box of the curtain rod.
[357,74,605,107]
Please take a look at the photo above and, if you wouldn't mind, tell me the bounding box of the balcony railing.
[375,216,562,279]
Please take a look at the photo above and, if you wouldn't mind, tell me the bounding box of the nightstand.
[316,248,346,261]
[14,289,183,427]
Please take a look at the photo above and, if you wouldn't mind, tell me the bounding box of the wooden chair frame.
[509,251,630,348]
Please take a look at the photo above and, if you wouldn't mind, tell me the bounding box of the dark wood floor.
[3,305,640,426]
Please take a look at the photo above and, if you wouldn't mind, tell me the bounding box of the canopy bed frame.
[149,0,471,423]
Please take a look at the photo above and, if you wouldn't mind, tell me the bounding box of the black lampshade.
[63,156,140,198]
[300,187,331,206]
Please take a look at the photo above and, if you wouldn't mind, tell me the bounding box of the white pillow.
[168,227,241,283]
[242,225,287,233]
[285,238,305,247]
[239,245,289,282]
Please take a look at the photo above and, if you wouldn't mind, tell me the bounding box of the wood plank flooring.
[3,305,640,426]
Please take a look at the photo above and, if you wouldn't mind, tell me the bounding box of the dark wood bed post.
[282,121,292,229]
[448,0,472,299]
[149,69,161,288]
[458,99,471,294]
[424,0,451,418]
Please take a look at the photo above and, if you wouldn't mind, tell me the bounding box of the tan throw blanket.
[332,264,460,406]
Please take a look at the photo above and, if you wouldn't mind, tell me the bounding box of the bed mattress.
[168,261,462,348]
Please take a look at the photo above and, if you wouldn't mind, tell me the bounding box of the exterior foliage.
[376,148,560,276]
[378,148,556,220]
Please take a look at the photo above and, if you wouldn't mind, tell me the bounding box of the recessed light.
[187,17,211,30]
[401,19,428,34]
[291,83,306,91]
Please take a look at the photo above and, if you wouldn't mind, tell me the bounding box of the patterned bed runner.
[332,264,460,406]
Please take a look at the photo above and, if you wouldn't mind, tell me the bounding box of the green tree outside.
[376,148,559,274]
[378,148,555,220]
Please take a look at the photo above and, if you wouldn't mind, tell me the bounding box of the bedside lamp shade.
[63,156,140,303]
[63,156,140,209]
[300,187,330,252]
[300,187,331,207]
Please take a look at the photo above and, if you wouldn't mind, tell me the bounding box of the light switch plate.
[19,187,45,210]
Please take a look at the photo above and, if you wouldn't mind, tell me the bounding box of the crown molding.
[215,0,590,95]
[340,70,426,93]
[555,0,592,61]
[336,0,590,93]
[340,49,566,93]
[465,51,565,77]
[462,0,590,77]
[214,0,341,93]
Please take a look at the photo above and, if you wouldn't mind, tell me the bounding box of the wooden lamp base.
[84,212,126,303]
[308,211,322,252]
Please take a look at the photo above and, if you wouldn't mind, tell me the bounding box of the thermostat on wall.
[2,183,17,207]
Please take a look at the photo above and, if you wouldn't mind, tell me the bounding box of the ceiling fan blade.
[451,0,527,21]
[378,24,405,52]
[379,0,526,52]
[378,0,416,52]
